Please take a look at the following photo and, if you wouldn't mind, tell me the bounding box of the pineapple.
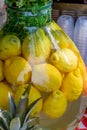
[0,85,42,130]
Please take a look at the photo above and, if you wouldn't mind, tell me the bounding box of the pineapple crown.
[0,85,42,130]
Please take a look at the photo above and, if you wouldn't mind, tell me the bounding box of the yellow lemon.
[4,56,31,86]
[78,56,86,81]
[22,28,51,65]
[0,60,4,81]
[49,27,70,49]
[61,68,83,102]
[0,82,14,110]
[0,35,21,60]
[83,71,87,96]
[43,90,67,119]
[50,48,78,72]
[15,84,43,117]
[31,63,62,92]
[48,21,80,54]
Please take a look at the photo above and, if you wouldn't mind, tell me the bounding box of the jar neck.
[6,1,52,27]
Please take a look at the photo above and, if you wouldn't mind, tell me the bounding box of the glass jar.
[0,0,86,130]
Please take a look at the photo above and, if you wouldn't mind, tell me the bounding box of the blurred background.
[53,0,85,4]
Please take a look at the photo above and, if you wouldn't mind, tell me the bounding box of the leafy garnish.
[5,0,52,12]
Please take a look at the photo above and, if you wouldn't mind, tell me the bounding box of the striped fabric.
[74,109,87,130]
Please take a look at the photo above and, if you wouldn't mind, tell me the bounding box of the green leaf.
[15,94,28,124]
[24,97,41,123]
[31,125,42,130]
[0,116,8,130]
[0,126,5,130]
[22,117,39,130]
[27,125,34,130]
[8,93,16,118]
[19,125,27,130]
[27,125,42,130]
[33,125,42,130]
[10,117,21,130]
[0,110,11,130]
[16,0,26,8]
[22,84,31,97]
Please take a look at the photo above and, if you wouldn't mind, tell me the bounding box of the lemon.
[43,90,67,118]
[22,28,51,65]
[50,48,78,72]
[0,60,4,81]
[31,63,62,92]
[0,82,14,110]
[15,84,43,116]
[77,57,87,92]
[83,71,87,95]
[4,56,31,86]
[0,35,21,60]
[49,21,80,54]
[78,56,86,81]
[61,68,83,102]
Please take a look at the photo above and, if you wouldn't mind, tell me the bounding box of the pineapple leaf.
[28,125,41,130]
[28,126,42,130]
[0,126,4,130]
[8,93,16,118]
[33,125,42,130]
[0,116,8,130]
[15,83,31,124]
[0,110,11,130]
[24,97,41,123]
[22,117,39,130]
[27,125,42,130]
[22,84,31,97]
[16,94,28,124]
[27,125,34,130]
[10,117,21,130]
[19,125,27,130]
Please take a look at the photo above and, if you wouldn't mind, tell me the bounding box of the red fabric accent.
[74,109,87,130]
[82,116,87,127]
[74,125,87,130]
[75,128,87,130]
[74,127,79,130]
